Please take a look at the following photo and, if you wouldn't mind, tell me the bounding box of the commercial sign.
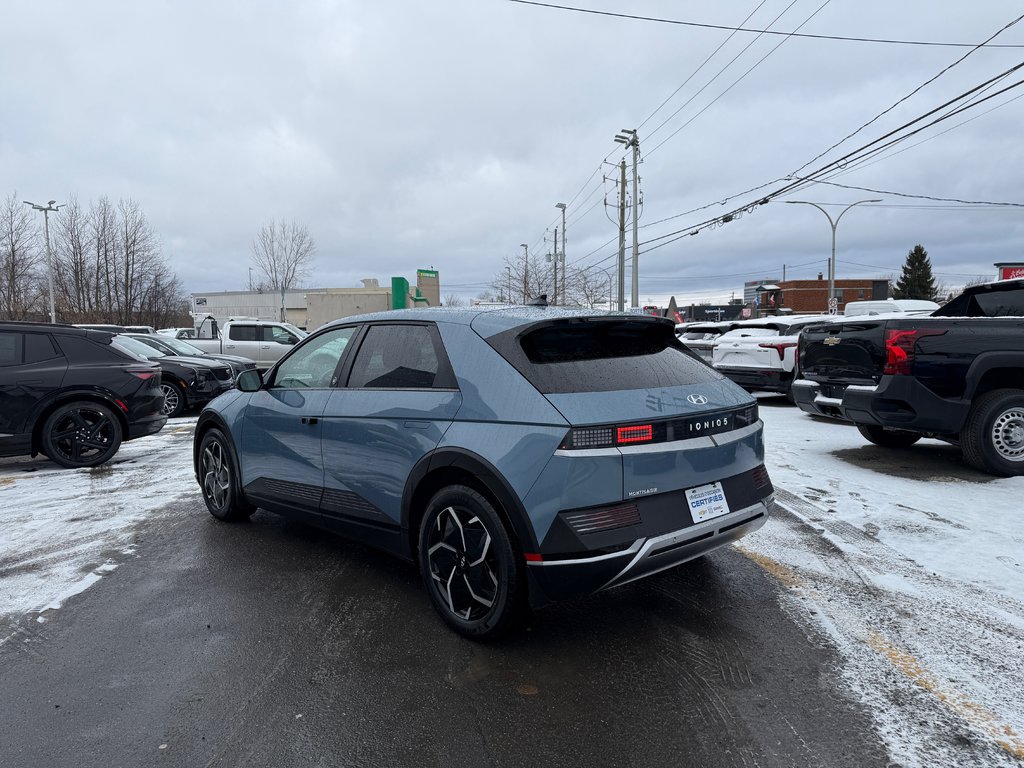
[996,264,1024,280]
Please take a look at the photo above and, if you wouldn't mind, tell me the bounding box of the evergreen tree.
[892,244,938,300]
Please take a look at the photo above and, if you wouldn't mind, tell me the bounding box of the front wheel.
[41,401,123,468]
[857,424,921,448]
[418,485,524,640]
[198,428,255,521]
[961,389,1024,477]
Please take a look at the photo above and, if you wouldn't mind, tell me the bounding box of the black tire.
[961,388,1024,477]
[857,424,922,448]
[41,401,123,469]
[161,381,186,418]
[198,428,255,521]
[418,485,524,640]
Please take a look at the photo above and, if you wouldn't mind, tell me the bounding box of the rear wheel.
[41,401,123,468]
[198,428,255,521]
[418,485,524,640]
[961,389,1024,477]
[161,381,186,418]
[856,424,921,448]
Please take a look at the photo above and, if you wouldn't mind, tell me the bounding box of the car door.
[223,323,263,362]
[0,331,68,454]
[237,326,358,521]
[319,323,462,542]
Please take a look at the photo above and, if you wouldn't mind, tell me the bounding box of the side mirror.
[236,368,263,392]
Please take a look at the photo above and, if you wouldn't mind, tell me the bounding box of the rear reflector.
[128,370,157,380]
[564,503,641,534]
[616,424,653,444]
[524,553,543,562]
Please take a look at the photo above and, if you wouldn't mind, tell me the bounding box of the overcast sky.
[4,1,1023,307]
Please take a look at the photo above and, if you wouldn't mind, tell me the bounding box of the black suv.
[0,322,166,468]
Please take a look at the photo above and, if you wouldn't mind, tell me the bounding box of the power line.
[790,178,1024,207]
[506,0,1024,48]
[791,11,1024,177]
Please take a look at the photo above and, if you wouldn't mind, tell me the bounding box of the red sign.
[999,266,1024,280]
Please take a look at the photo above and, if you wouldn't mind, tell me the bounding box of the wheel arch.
[193,412,241,486]
[31,391,130,456]
[964,353,1024,400]
[401,448,537,562]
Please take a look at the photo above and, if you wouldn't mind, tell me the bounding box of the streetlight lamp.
[23,199,64,324]
[784,198,881,308]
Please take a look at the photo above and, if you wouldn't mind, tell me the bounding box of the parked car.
[0,322,165,468]
[193,308,774,638]
[793,278,1024,476]
[711,316,830,401]
[111,335,234,418]
[677,321,738,364]
[842,299,940,317]
[188,318,307,369]
[123,325,156,334]
[121,333,257,380]
[157,327,197,339]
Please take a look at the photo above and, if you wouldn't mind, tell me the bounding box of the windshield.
[111,335,164,360]
[156,336,207,356]
[282,322,307,338]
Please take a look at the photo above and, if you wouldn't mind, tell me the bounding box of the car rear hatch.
[714,328,782,370]
[485,315,764,502]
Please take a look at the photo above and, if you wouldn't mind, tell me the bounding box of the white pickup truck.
[188,318,307,369]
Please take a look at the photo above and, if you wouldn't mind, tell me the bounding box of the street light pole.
[784,198,881,308]
[520,243,529,303]
[555,202,566,305]
[23,199,64,324]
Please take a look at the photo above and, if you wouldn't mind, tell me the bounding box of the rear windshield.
[934,286,1024,317]
[489,318,718,394]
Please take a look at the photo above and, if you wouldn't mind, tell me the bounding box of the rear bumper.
[716,366,790,393]
[527,465,774,604]
[793,377,969,434]
[127,412,168,440]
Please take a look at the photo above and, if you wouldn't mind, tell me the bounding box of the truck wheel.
[856,424,921,448]
[961,389,1024,477]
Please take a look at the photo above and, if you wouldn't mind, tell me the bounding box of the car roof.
[323,306,672,339]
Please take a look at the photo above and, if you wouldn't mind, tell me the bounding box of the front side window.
[265,325,299,345]
[272,327,356,389]
[347,325,443,389]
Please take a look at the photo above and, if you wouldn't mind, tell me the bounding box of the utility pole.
[23,199,64,324]
[616,159,627,311]
[552,226,558,306]
[615,129,640,309]
[520,243,529,303]
[555,202,567,305]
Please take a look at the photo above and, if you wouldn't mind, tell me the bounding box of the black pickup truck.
[792,278,1024,476]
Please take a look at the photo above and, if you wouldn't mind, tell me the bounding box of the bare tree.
[251,219,316,290]
[443,293,466,307]
[0,192,42,319]
[491,253,552,304]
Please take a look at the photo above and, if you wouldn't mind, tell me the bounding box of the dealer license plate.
[685,482,731,524]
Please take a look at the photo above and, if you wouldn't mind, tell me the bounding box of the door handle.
[403,421,430,429]
[301,417,319,425]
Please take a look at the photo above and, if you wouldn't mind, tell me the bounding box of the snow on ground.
[742,396,1024,768]
[1,401,1022,765]
[0,417,198,644]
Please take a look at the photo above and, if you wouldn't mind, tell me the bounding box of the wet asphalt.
[0,498,889,768]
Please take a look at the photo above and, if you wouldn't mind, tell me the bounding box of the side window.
[24,333,61,364]
[264,325,299,345]
[0,333,22,366]
[347,325,443,389]
[271,327,357,389]
[229,325,259,342]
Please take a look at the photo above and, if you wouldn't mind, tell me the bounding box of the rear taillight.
[128,369,157,380]
[758,341,798,360]
[883,329,946,375]
[617,424,653,444]
[561,423,656,450]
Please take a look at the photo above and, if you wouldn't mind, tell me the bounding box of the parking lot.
[1,400,1020,767]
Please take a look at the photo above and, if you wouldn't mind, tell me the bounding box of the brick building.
[756,277,889,315]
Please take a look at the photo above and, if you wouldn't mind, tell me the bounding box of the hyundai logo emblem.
[687,394,709,405]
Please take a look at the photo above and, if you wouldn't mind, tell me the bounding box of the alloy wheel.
[160,384,180,417]
[425,505,499,621]
[48,406,118,465]
[201,438,231,509]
